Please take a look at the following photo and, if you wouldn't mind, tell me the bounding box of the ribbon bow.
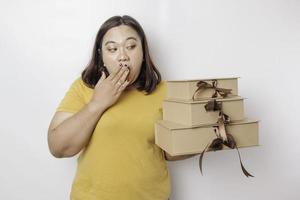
[192,80,232,100]
[199,99,254,177]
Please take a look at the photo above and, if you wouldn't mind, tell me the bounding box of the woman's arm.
[48,67,130,158]
[164,151,199,161]
[47,102,106,158]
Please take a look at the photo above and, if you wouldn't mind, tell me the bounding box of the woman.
[48,15,193,200]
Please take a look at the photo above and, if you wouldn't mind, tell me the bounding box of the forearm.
[49,102,106,158]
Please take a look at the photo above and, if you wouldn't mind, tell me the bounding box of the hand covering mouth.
[118,63,131,82]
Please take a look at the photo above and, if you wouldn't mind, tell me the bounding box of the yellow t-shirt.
[56,77,171,200]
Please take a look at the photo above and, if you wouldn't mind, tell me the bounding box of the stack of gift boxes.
[155,77,259,176]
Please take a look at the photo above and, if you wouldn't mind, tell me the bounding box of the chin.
[126,77,137,87]
[126,75,134,83]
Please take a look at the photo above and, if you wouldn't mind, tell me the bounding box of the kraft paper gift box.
[155,119,259,156]
[162,96,245,126]
[166,77,239,101]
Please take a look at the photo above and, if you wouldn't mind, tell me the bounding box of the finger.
[114,69,129,91]
[111,67,127,85]
[107,67,122,81]
[116,68,129,87]
[117,80,130,93]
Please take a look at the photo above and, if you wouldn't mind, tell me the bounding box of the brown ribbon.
[192,80,232,100]
[199,99,254,177]
[204,99,223,111]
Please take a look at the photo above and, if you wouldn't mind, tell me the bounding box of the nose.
[118,47,129,62]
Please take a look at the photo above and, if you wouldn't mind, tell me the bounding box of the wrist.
[87,101,107,113]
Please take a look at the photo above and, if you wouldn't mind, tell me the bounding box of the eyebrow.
[104,37,137,46]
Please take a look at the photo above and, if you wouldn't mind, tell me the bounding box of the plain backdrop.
[1,0,299,199]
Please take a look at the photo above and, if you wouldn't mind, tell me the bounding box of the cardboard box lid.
[156,118,259,130]
[166,77,240,82]
[164,96,245,104]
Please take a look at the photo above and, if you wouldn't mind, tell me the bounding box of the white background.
[1,0,299,199]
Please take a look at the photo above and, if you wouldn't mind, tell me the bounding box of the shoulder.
[71,77,93,92]
[147,80,167,100]
[156,80,166,89]
[74,77,86,87]
[68,77,82,88]
[157,80,167,92]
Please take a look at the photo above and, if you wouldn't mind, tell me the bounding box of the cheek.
[129,49,143,68]
[129,58,143,76]
[102,52,119,72]
[102,52,116,64]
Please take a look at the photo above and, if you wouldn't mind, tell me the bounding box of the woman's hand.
[90,66,130,110]
[164,151,200,161]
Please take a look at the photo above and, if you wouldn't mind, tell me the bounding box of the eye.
[126,45,136,50]
[107,47,117,53]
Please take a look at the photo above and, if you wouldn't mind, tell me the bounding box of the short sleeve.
[55,78,86,113]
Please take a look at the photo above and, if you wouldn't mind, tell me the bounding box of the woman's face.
[101,25,143,85]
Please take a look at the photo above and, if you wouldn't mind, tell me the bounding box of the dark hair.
[81,15,161,94]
